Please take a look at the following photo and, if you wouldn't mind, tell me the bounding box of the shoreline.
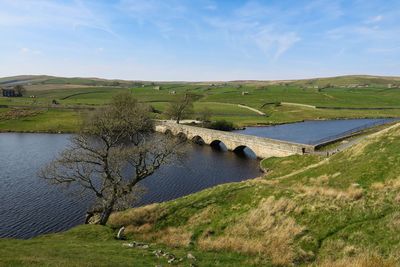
[2,116,399,134]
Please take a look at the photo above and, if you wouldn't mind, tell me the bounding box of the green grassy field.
[1,75,400,132]
[0,108,81,132]
[0,225,251,267]
[2,122,400,266]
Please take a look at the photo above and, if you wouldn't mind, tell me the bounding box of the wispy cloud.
[0,0,116,36]
[0,0,399,80]
[365,15,383,24]
[19,47,41,54]
[117,0,187,36]
[304,0,344,19]
[205,1,301,60]
[204,4,217,11]
[253,29,300,59]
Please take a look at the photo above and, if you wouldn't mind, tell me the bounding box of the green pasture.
[2,76,400,132]
[0,108,81,132]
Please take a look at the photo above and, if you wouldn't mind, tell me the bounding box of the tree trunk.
[98,198,115,225]
[99,205,113,225]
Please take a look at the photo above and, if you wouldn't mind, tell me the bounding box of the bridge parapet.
[155,121,315,158]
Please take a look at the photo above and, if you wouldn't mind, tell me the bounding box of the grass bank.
[0,108,81,133]
[2,123,400,266]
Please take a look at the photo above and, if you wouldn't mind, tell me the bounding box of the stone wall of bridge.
[155,121,314,159]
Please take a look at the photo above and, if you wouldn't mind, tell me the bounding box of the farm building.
[1,88,22,97]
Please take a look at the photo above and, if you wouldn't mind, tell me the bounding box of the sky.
[0,0,399,81]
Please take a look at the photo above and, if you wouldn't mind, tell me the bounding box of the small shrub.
[208,120,235,131]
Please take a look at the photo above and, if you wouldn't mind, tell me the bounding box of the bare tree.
[165,93,195,124]
[198,107,212,126]
[40,93,184,225]
[14,85,26,96]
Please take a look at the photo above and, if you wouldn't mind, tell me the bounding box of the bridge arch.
[164,129,173,136]
[191,135,205,145]
[210,140,228,151]
[154,121,314,158]
[176,132,188,141]
[233,145,257,159]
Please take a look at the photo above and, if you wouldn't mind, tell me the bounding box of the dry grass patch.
[389,213,400,231]
[250,177,281,185]
[296,184,363,201]
[0,108,43,120]
[198,196,307,266]
[371,178,400,191]
[125,223,153,234]
[188,206,218,226]
[150,227,192,248]
[317,253,396,267]
[108,203,162,228]
[349,123,400,157]
[310,174,330,185]
[125,226,192,248]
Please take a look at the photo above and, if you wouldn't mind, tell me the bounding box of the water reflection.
[0,133,260,238]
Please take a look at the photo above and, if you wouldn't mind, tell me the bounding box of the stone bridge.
[155,121,315,158]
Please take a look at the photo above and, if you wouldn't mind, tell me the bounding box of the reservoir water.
[0,118,396,239]
[234,118,396,145]
[0,133,261,239]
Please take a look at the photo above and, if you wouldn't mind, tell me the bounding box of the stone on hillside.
[187,253,196,260]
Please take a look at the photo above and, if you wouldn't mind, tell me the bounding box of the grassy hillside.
[2,123,400,266]
[2,74,400,132]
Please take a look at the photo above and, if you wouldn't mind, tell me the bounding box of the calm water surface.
[0,133,260,239]
[234,118,396,145]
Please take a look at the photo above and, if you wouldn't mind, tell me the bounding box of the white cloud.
[204,4,217,11]
[206,15,301,60]
[19,47,41,54]
[366,15,383,24]
[253,29,300,59]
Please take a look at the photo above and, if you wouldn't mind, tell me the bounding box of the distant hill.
[0,75,400,91]
[0,75,400,85]
[291,75,400,87]
[0,75,143,88]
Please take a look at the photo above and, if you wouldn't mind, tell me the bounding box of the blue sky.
[0,0,399,81]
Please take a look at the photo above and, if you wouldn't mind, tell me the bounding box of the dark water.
[0,133,260,239]
[234,118,396,145]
